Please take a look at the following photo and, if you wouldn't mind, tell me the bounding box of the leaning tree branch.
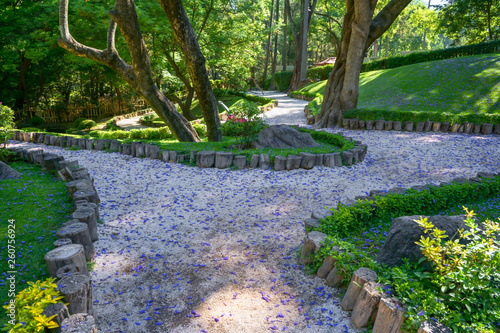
[365,0,412,50]
[107,19,118,53]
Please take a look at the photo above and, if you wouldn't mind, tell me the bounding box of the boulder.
[311,207,333,220]
[376,215,476,267]
[0,161,21,180]
[252,125,319,149]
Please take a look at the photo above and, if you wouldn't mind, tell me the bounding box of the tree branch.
[314,11,343,29]
[107,19,117,53]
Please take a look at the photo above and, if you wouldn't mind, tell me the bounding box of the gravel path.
[115,112,154,130]
[251,91,309,126]
[9,96,500,332]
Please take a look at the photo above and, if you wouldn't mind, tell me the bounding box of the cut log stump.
[42,302,70,333]
[57,223,95,261]
[372,297,407,333]
[351,281,383,328]
[45,244,89,277]
[56,264,79,279]
[72,208,98,242]
[341,267,377,311]
[57,274,93,316]
[54,238,72,248]
[60,313,97,333]
[73,188,99,205]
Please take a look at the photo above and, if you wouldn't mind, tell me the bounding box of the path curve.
[115,112,154,130]
[253,91,309,126]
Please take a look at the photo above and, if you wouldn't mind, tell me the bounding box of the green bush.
[106,118,120,131]
[262,77,272,90]
[20,127,44,132]
[73,118,87,128]
[272,71,294,91]
[308,65,334,81]
[0,103,14,147]
[192,123,207,137]
[77,119,96,130]
[343,108,500,125]
[65,128,79,134]
[28,116,44,126]
[226,89,275,106]
[222,100,266,148]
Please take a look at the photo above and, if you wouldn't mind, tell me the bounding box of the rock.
[376,215,475,267]
[325,267,344,287]
[306,115,315,125]
[0,161,21,180]
[122,143,131,155]
[432,122,441,132]
[314,154,324,166]
[458,124,464,133]
[418,321,452,333]
[388,187,406,194]
[299,152,315,169]
[250,154,259,168]
[85,139,94,150]
[177,154,187,163]
[341,267,378,311]
[352,149,361,164]
[393,121,402,131]
[481,123,493,135]
[253,125,320,149]
[300,231,327,265]
[317,253,338,279]
[322,154,333,168]
[342,151,353,166]
[196,151,215,168]
[416,122,425,132]
[149,145,160,159]
[233,156,246,170]
[477,172,495,179]
[274,156,286,171]
[424,120,433,132]
[384,121,393,131]
[285,155,296,170]
[162,150,170,162]
[259,154,270,169]
[365,120,373,130]
[342,119,350,129]
[304,218,321,229]
[94,140,104,151]
[311,208,333,220]
[215,152,234,169]
[441,122,450,132]
[375,120,384,130]
[44,155,65,171]
[135,144,145,157]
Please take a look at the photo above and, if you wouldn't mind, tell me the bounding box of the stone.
[494,124,500,135]
[416,122,425,132]
[359,120,365,129]
[162,151,170,162]
[233,156,246,170]
[375,120,384,130]
[458,124,464,133]
[44,135,52,144]
[285,155,296,170]
[37,133,45,143]
[196,151,215,168]
[450,123,460,133]
[477,172,496,179]
[352,149,361,164]
[304,218,321,229]
[59,160,79,171]
[252,125,320,149]
[342,119,350,129]
[314,154,324,166]
[300,231,327,265]
[311,208,333,220]
[369,189,388,197]
[481,123,493,135]
[26,148,43,163]
[376,215,476,267]
[259,154,270,169]
[322,154,333,168]
[333,153,342,167]
[441,122,450,132]
[215,152,234,169]
[78,138,86,149]
[432,122,441,132]
[144,144,152,158]
[342,151,353,166]
[109,140,120,152]
[317,252,339,279]
[388,187,406,194]
[250,154,259,168]
[393,121,402,131]
[365,120,373,130]
[44,155,65,171]
[274,156,286,171]
[341,267,378,311]
[384,121,393,131]
[299,152,315,169]
[325,267,344,287]
[473,124,481,134]
[417,321,452,333]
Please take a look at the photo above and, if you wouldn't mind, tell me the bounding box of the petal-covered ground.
[9,126,499,333]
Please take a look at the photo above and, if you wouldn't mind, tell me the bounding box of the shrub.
[77,119,96,131]
[28,116,44,126]
[0,103,14,147]
[272,71,294,91]
[308,65,334,81]
[192,123,207,137]
[2,278,64,332]
[262,77,272,90]
[226,90,275,106]
[20,127,44,132]
[65,128,79,134]
[142,115,154,122]
[73,118,87,128]
[222,100,266,148]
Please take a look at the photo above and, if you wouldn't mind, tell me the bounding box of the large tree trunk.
[58,0,202,142]
[314,0,411,128]
[269,0,280,90]
[262,0,275,86]
[160,0,222,142]
[14,52,31,113]
[282,2,287,72]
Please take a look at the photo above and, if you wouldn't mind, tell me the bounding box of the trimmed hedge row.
[306,40,500,81]
[272,71,294,91]
[343,108,500,125]
[318,175,500,239]
[227,89,276,108]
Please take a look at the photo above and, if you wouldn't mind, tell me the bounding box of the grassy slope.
[190,95,254,118]
[299,54,500,115]
[0,162,73,326]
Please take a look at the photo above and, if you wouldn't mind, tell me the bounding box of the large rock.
[0,161,21,180]
[376,215,476,267]
[252,125,319,149]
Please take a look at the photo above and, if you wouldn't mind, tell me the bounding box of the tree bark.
[262,0,275,86]
[269,0,280,90]
[58,0,201,142]
[282,2,287,71]
[314,0,411,128]
[160,0,222,142]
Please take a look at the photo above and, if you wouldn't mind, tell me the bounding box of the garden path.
[250,90,309,126]
[10,127,500,332]
[115,112,154,130]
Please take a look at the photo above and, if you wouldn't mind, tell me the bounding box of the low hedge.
[227,89,276,108]
[343,108,500,125]
[317,176,500,239]
[272,71,294,91]
[308,65,334,81]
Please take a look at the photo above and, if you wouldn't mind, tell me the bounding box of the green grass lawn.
[0,162,73,326]
[298,54,500,115]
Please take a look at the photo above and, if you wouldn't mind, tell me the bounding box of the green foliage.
[77,119,96,131]
[308,65,334,81]
[0,149,19,163]
[222,100,266,149]
[272,71,294,91]
[105,118,121,131]
[319,177,500,238]
[20,127,44,132]
[73,118,87,129]
[226,90,275,106]
[65,128,79,134]
[298,128,354,150]
[142,115,154,122]
[0,103,15,147]
[262,77,272,90]
[2,278,63,332]
[28,116,44,126]
[192,123,207,137]
[361,40,500,73]
[343,109,500,125]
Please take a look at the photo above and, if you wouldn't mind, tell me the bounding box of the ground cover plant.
[308,177,500,332]
[294,54,500,122]
[0,162,73,327]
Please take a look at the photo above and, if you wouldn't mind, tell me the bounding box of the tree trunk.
[160,0,222,142]
[373,39,378,58]
[282,2,287,72]
[385,34,389,57]
[58,0,202,142]
[262,0,275,86]
[269,0,280,90]
[314,0,411,128]
[14,52,31,113]
[422,0,431,50]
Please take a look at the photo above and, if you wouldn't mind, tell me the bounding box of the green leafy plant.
[192,123,207,137]
[2,278,64,332]
[272,71,294,91]
[28,116,44,126]
[77,119,96,131]
[73,118,87,129]
[0,103,15,148]
[222,100,266,149]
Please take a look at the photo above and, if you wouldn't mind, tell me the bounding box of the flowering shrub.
[2,278,64,332]
[221,100,266,148]
[0,103,15,147]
